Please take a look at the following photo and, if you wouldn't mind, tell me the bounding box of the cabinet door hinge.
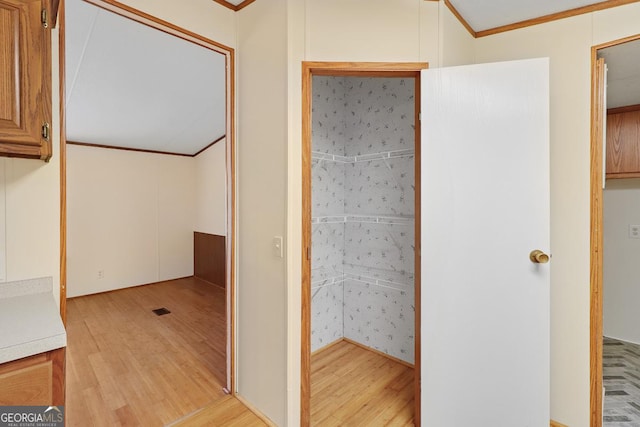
[306,247,311,260]
[42,123,50,141]
[41,9,48,28]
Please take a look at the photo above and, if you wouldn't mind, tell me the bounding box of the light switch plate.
[273,236,284,258]
[629,225,640,239]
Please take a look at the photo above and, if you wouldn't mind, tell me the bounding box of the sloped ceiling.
[65,0,226,155]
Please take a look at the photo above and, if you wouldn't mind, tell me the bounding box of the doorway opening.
[590,33,640,427]
[301,62,427,426]
[59,0,236,423]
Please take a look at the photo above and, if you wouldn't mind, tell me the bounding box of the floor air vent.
[152,307,171,316]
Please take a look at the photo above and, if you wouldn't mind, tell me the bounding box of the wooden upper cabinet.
[606,108,640,178]
[0,0,51,161]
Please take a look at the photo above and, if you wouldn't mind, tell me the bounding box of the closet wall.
[311,76,415,364]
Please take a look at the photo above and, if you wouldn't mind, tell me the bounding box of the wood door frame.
[59,0,237,394]
[590,32,640,427]
[301,61,428,426]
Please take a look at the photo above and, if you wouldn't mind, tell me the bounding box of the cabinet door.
[0,348,65,406]
[0,357,52,405]
[0,0,51,160]
[606,110,640,178]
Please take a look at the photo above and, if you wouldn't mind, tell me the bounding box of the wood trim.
[67,136,225,157]
[444,0,477,38]
[235,394,277,427]
[342,338,415,369]
[312,337,418,370]
[212,0,236,11]
[310,338,345,357]
[593,32,640,51]
[194,135,225,156]
[66,140,193,157]
[476,0,640,38]
[304,62,429,74]
[226,47,236,398]
[551,420,569,427]
[301,61,313,427]
[301,61,427,427]
[607,103,640,114]
[414,65,422,427]
[590,53,606,427]
[606,172,640,179]
[59,0,67,325]
[312,70,420,78]
[212,0,256,12]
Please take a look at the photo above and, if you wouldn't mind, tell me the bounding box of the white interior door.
[421,58,550,427]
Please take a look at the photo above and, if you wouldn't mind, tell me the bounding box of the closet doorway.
[590,33,640,426]
[301,62,427,426]
[61,0,237,423]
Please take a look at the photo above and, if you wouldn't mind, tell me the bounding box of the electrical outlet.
[98,270,104,279]
[630,225,640,239]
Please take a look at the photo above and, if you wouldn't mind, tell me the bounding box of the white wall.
[66,145,195,297]
[236,0,288,424]
[603,179,640,344]
[476,4,640,425]
[194,139,226,236]
[0,26,62,307]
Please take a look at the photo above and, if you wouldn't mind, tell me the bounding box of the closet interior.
[310,74,417,422]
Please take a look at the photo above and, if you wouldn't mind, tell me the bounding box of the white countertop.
[0,277,66,364]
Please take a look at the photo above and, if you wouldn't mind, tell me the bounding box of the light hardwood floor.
[171,396,267,426]
[311,340,415,426]
[66,277,227,426]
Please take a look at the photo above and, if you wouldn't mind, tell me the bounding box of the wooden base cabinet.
[0,348,65,406]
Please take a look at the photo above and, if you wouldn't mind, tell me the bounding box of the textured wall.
[311,76,415,363]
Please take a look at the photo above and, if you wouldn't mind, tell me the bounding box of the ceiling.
[598,40,640,109]
[64,0,640,155]
[65,0,226,156]
[448,0,620,33]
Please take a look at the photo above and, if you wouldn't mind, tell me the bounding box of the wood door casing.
[589,33,640,427]
[61,0,237,394]
[301,61,427,427]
